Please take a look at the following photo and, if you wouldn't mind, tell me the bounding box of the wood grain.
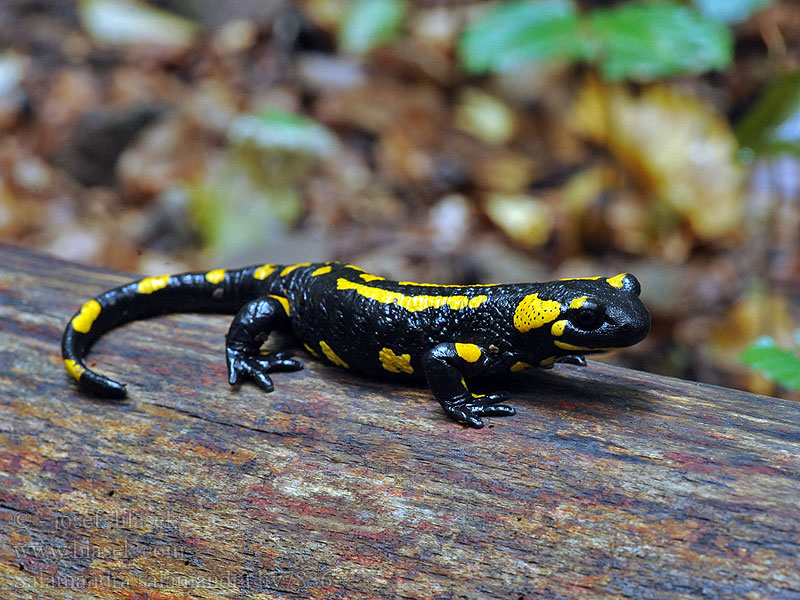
[1,244,798,599]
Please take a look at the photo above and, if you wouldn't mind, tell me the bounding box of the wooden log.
[0,243,798,599]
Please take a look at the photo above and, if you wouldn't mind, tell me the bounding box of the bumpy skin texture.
[62,262,651,427]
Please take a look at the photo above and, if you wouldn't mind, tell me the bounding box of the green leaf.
[736,70,800,158]
[339,0,407,54]
[227,108,337,157]
[78,0,200,47]
[589,1,733,82]
[693,0,773,24]
[741,336,800,391]
[458,0,589,75]
[457,1,732,82]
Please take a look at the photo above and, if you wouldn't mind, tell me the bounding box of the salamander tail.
[61,266,268,399]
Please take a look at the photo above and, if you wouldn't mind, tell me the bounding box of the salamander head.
[513,273,651,354]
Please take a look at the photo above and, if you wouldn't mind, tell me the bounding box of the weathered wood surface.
[1,244,798,600]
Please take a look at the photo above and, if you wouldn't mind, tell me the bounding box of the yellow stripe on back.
[254,264,276,280]
[281,263,312,277]
[336,278,487,312]
[311,265,332,277]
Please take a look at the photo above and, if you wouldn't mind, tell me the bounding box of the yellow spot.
[559,276,600,281]
[269,295,291,316]
[551,319,568,337]
[64,359,85,381]
[281,262,312,277]
[555,341,613,352]
[378,347,414,374]
[539,357,557,367]
[510,361,532,372]
[205,269,226,284]
[606,273,627,288]
[455,343,482,363]
[254,264,276,280]
[137,275,170,294]
[345,264,365,272]
[71,299,101,333]
[513,293,562,333]
[311,265,332,277]
[360,273,385,282]
[304,343,319,358]
[569,296,588,309]
[336,278,488,313]
[320,341,349,369]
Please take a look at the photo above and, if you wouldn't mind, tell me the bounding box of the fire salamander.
[62,262,650,427]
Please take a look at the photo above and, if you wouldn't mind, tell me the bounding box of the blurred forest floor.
[1,0,799,399]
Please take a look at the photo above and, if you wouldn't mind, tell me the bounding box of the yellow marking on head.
[311,265,332,277]
[551,319,568,337]
[71,299,102,333]
[205,269,226,284]
[455,343,482,363]
[280,262,312,277]
[378,347,414,374]
[559,276,601,281]
[360,273,385,282]
[303,343,319,358]
[606,273,627,288]
[137,275,170,294]
[345,264,365,272]
[569,296,588,309]
[64,359,86,381]
[269,295,291,316]
[319,341,349,369]
[336,278,488,312]
[539,357,557,367]
[513,294,562,333]
[254,264,276,280]
[510,361,532,372]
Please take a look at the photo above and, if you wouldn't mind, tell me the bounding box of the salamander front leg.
[226,297,303,392]
[421,343,515,428]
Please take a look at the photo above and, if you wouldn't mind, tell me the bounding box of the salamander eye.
[571,302,605,330]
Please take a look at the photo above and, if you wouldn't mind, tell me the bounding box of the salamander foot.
[440,392,515,428]
[227,348,303,392]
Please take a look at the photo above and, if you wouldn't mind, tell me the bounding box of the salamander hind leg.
[225,297,303,392]
[421,343,515,428]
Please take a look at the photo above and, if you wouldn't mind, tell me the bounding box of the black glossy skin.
[62,262,651,427]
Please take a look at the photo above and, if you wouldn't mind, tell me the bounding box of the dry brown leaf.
[568,77,744,241]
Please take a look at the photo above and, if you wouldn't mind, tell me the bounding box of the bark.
[1,244,798,599]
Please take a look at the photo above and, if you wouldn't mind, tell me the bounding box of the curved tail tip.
[83,375,128,400]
